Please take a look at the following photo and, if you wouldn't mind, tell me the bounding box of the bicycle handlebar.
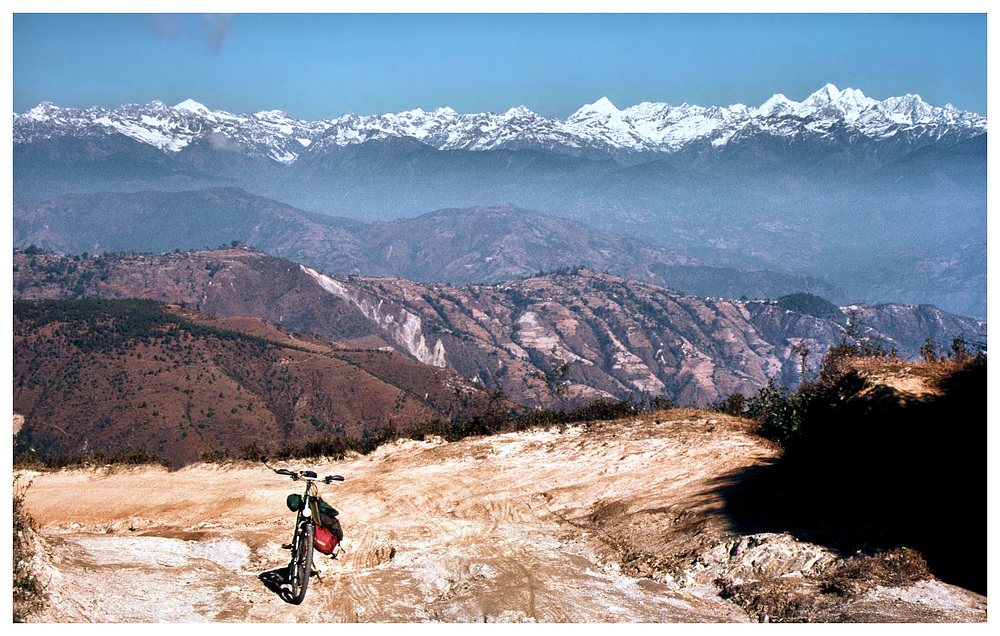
[262,457,344,484]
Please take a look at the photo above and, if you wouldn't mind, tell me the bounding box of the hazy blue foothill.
[13,86,987,319]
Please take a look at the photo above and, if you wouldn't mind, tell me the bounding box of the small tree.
[920,337,939,363]
[950,336,971,362]
[717,393,746,417]
[792,342,811,377]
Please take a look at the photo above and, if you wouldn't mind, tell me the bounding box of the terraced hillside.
[14,249,985,408]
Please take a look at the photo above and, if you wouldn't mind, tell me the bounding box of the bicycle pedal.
[281,543,292,550]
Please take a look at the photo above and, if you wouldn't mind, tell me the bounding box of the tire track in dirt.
[17,414,773,622]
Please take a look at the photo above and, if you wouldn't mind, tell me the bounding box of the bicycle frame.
[294,479,321,526]
[261,457,344,604]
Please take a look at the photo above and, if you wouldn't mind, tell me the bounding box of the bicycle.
[262,456,344,604]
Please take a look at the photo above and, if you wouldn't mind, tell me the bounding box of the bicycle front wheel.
[288,522,314,604]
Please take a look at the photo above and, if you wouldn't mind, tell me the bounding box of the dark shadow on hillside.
[712,361,986,595]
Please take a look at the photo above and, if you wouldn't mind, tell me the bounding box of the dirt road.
[19,410,986,622]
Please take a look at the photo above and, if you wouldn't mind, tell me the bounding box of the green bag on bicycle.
[317,498,338,518]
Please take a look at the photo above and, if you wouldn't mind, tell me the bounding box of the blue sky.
[13,13,987,119]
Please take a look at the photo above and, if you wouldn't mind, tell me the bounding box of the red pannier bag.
[314,525,339,555]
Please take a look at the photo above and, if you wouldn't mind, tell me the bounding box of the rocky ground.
[18,410,986,623]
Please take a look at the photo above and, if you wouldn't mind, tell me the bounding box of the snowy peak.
[570,96,620,120]
[13,85,986,162]
[839,87,871,106]
[812,85,872,109]
[834,88,877,118]
[25,102,62,120]
[880,93,935,123]
[769,84,878,121]
[803,83,844,106]
[254,109,291,120]
[589,96,620,113]
[173,99,210,114]
[503,105,536,118]
[758,93,796,117]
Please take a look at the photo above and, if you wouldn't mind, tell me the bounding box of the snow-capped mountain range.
[14,84,986,164]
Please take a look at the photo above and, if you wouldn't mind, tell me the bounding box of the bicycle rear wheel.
[288,522,314,604]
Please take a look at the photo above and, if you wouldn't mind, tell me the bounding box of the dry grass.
[13,475,47,622]
[823,355,975,399]
[635,407,754,429]
[718,577,816,623]
[821,548,932,599]
[711,548,933,622]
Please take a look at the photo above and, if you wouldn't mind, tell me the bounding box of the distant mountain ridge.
[12,188,848,303]
[15,84,985,163]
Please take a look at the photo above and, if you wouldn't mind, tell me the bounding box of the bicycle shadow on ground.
[259,567,299,604]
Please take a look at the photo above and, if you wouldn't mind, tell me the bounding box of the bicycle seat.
[301,470,318,479]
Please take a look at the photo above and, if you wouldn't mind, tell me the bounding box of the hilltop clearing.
[19,408,985,623]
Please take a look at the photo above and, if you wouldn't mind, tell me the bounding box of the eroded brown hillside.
[13,299,492,466]
[13,249,985,408]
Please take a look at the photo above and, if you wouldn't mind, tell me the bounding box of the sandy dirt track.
[19,410,986,622]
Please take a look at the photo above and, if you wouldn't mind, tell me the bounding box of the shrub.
[919,337,939,363]
[743,380,811,448]
[567,397,640,423]
[13,449,42,470]
[713,576,740,599]
[950,336,974,362]
[35,450,169,471]
[711,393,746,417]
